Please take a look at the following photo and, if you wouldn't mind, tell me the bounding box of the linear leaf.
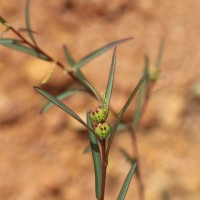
[18,28,37,34]
[0,38,49,60]
[83,143,91,154]
[76,77,102,104]
[119,148,136,165]
[87,112,102,200]
[116,123,128,133]
[117,162,137,200]
[105,47,116,115]
[25,0,37,45]
[75,69,86,80]
[34,87,96,135]
[74,37,133,70]
[107,73,148,155]
[132,56,149,127]
[0,16,7,24]
[156,40,164,69]
[41,88,86,113]
[63,45,76,66]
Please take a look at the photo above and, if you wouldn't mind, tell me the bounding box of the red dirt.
[0,1,199,199]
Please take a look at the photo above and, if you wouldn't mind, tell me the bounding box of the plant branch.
[109,106,144,200]
[127,125,144,200]
[100,140,108,200]
[9,26,67,70]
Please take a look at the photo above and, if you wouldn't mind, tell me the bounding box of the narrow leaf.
[76,77,102,104]
[63,45,76,66]
[34,87,96,135]
[87,112,102,200]
[0,38,49,60]
[156,40,164,69]
[0,38,20,44]
[132,56,149,127]
[25,0,37,45]
[117,162,137,200]
[83,143,91,154]
[74,37,133,70]
[75,69,86,80]
[18,28,37,34]
[0,16,7,24]
[105,47,116,114]
[107,73,148,155]
[41,88,86,113]
[117,123,128,133]
[119,148,136,165]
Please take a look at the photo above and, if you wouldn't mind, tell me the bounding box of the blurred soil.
[0,0,200,200]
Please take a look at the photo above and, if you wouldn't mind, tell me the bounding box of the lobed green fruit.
[95,123,111,140]
[90,106,106,123]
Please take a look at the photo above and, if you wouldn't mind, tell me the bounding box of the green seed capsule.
[95,123,111,140]
[90,106,105,123]
[149,67,160,82]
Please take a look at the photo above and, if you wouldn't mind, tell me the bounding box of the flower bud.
[149,67,160,82]
[95,122,111,140]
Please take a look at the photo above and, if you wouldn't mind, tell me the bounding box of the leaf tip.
[33,86,39,91]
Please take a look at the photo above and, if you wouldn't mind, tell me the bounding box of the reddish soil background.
[0,0,200,200]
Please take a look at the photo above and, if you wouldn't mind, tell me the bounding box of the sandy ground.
[0,0,200,199]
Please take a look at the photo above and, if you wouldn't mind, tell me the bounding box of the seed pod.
[89,106,106,123]
[149,67,160,82]
[95,122,111,140]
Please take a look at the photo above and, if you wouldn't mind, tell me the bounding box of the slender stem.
[127,125,144,200]
[100,140,107,200]
[9,26,82,84]
[109,106,144,200]
[126,83,155,200]
[10,27,65,69]
[138,83,154,118]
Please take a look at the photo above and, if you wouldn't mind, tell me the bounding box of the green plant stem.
[127,83,156,200]
[138,83,154,121]
[100,140,107,200]
[108,106,144,200]
[127,125,144,200]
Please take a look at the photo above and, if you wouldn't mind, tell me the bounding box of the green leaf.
[34,86,96,135]
[0,16,7,24]
[75,69,86,80]
[63,45,86,84]
[106,73,149,155]
[25,0,37,45]
[117,162,137,200]
[74,37,133,70]
[63,45,76,66]
[83,143,91,154]
[62,46,86,79]
[76,77,102,104]
[117,123,128,133]
[87,112,102,200]
[41,88,86,113]
[105,47,116,115]
[132,56,149,127]
[0,38,49,60]
[156,40,164,69]
[119,148,136,165]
